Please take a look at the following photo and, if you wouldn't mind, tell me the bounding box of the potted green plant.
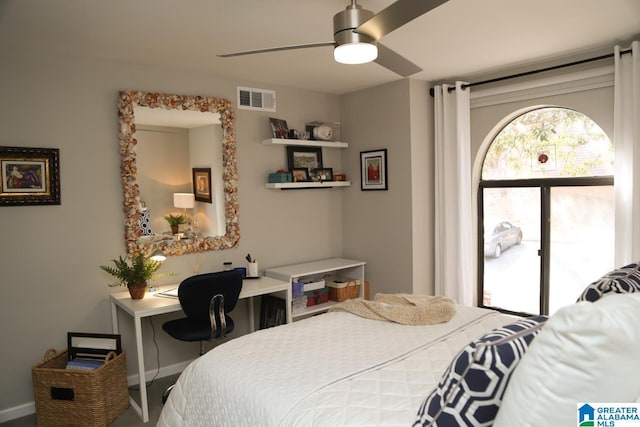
[164,214,186,234]
[100,253,168,299]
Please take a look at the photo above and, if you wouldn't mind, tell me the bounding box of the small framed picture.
[269,118,289,139]
[291,168,310,182]
[0,146,61,206]
[192,167,212,203]
[286,146,323,173]
[312,167,333,182]
[360,149,388,191]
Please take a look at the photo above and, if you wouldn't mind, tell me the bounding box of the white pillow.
[494,293,640,427]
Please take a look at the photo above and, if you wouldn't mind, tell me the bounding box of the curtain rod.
[428,48,631,97]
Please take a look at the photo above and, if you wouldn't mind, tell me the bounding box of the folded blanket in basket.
[328,293,456,325]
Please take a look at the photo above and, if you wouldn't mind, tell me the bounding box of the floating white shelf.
[265,181,351,189]
[262,138,348,148]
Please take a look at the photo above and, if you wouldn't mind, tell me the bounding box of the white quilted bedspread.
[157,306,512,427]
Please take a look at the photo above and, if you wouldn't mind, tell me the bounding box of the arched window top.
[481,107,613,180]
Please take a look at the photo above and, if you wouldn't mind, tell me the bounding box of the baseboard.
[126,359,193,386]
[0,402,35,423]
[0,361,192,423]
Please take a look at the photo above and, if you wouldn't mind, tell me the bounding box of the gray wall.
[0,52,355,415]
[341,79,413,296]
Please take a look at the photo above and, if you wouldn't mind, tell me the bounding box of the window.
[479,107,614,315]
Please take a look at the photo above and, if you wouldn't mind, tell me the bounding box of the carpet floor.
[0,374,179,427]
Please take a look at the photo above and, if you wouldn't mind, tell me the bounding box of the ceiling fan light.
[334,42,378,64]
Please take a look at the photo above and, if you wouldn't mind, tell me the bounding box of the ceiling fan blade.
[374,43,422,77]
[218,42,334,58]
[356,0,449,40]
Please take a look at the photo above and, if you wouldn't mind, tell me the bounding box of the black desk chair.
[161,270,243,403]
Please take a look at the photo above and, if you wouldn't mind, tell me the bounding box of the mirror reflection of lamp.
[150,249,167,262]
[173,193,195,234]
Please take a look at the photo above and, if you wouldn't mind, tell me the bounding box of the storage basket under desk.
[32,349,129,427]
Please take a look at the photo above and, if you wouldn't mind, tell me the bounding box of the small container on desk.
[247,262,259,278]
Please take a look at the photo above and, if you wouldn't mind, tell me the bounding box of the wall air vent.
[237,86,276,112]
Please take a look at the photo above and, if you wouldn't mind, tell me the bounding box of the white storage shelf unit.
[263,138,351,189]
[264,258,366,319]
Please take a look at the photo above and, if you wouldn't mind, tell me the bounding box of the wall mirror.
[118,90,239,256]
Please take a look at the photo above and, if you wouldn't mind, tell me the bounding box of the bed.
[157,302,513,426]
[158,264,640,427]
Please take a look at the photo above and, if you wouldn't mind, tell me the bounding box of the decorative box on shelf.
[305,288,329,306]
[326,277,361,302]
[302,279,325,292]
[268,172,292,183]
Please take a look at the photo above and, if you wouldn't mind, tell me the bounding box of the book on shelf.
[260,295,286,329]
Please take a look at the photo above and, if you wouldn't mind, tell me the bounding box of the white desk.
[110,276,290,422]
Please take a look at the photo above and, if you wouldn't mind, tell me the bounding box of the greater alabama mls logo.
[579,404,596,427]
[578,403,640,426]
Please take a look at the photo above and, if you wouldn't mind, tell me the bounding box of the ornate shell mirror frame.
[117,90,239,256]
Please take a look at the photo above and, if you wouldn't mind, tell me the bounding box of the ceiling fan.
[217,0,449,77]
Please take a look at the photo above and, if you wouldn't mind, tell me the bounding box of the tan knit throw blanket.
[328,293,456,325]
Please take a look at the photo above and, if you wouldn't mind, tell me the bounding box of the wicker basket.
[32,349,129,427]
[327,278,361,302]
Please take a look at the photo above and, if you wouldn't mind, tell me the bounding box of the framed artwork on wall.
[192,167,212,203]
[0,146,61,206]
[286,146,323,174]
[360,149,388,191]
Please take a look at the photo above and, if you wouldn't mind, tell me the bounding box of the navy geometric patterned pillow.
[576,262,640,302]
[413,316,548,427]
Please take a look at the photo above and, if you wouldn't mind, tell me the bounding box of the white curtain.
[433,82,474,306]
[614,41,640,265]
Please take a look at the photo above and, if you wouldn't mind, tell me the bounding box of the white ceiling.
[1,0,638,95]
